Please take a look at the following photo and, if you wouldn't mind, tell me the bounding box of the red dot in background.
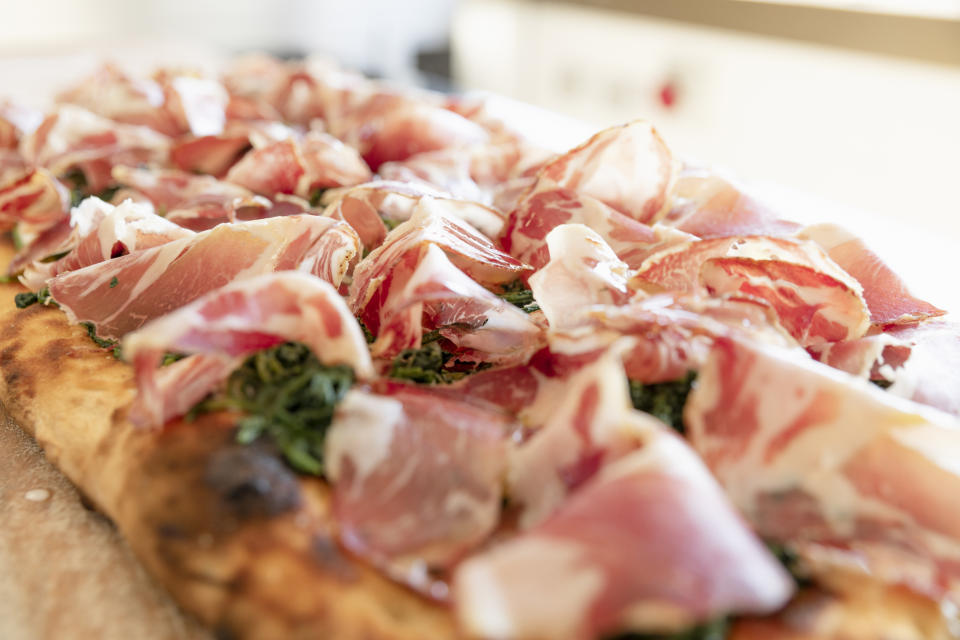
[658,81,678,109]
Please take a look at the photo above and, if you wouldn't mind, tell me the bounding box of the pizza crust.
[0,241,457,639]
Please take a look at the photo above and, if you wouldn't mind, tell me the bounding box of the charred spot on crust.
[310,535,358,582]
[205,444,302,519]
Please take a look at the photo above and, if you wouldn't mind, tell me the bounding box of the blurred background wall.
[1,0,958,239]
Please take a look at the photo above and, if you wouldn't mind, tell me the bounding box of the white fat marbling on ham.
[48,214,359,340]
[123,270,373,427]
[20,105,170,192]
[455,431,793,640]
[0,168,69,236]
[166,75,228,137]
[884,319,960,417]
[634,235,870,346]
[798,223,944,326]
[326,383,509,597]
[20,197,193,289]
[685,336,960,604]
[369,242,541,363]
[528,224,631,330]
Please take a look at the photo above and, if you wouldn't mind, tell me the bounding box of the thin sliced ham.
[668,170,800,239]
[527,224,631,330]
[111,165,268,227]
[635,236,871,346]
[884,319,960,417]
[455,431,793,640]
[20,197,194,290]
[48,214,359,339]
[685,336,960,605]
[20,105,170,191]
[798,223,944,326]
[123,271,373,427]
[325,382,509,598]
[0,168,69,235]
[323,181,504,251]
[350,197,531,332]
[225,132,371,198]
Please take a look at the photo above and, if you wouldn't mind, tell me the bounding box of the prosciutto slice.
[325,382,509,597]
[884,319,960,417]
[225,132,371,198]
[527,224,631,330]
[0,168,69,235]
[455,431,793,640]
[20,197,194,290]
[323,181,504,251]
[798,224,944,326]
[685,336,960,605]
[635,236,871,346]
[20,105,170,191]
[111,165,268,227]
[501,120,675,267]
[667,170,800,239]
[123,271,374,427]
[48,214,359,339]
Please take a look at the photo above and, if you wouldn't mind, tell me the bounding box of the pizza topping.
[527,224,631,330]
[19,197,194,290]
[123,270,372,428]
[326,382,509,597]
[20,105,170,192]
[225,132,372,199]
[797,223,944,326]
[685,336,960,605]
[628,372,697,434]
[454,431,793,640]
[635,236,871,346]
[48,214,359,339]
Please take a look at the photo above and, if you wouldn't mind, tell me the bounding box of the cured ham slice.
[0,100,43,149]
[323,181,504,251]
[48,214,359,339]
[667,170,800,239]
[366,242,542,363]
[20,197,193,289]
[123,271,374,427]
[527,224,631,330]
[635,236,871,346]
[0,168,69,235]
[111,165,267,227]
[884,319,960,417]
[685,336,960,605]
[798,224,944,326]
[455,431,793,640]
[225,132,371,198]
[20,105,170,191]
[502,121,676,270]
[56,64,228,138]
[351,197,530,322]
[325,382,509,597]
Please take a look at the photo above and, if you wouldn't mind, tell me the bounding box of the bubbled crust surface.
[0,241,457,640]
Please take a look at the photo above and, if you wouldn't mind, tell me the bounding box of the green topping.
[161,352,185,367]
[628,372,697,434]
[109,276,119,288]
[97,185,121,203]
[14,287,53,309]
[308,187,327,208]
[190,342,354,476]
[11,226,25,251]
[870,378,893,390]
[498,280,540,313]
[380,215,402,232]
[766,541,813,588]
[609,618,729,640]
[80,321,122,358]
[358,319,376,344]
[62,168,120,207]
[388,329,488,384]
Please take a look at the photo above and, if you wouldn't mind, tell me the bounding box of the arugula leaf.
[14,287,53,309]
[766,541,813,588]
[190,342,354,476]
[628,372,696,433]
[79,321,122,358]
[498,279,540,313]
[308,187,327,208]
[870,378,893,390]
[388,329,489,384]
[610,618,729,640]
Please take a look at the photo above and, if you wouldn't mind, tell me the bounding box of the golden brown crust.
[0,241,457,639]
